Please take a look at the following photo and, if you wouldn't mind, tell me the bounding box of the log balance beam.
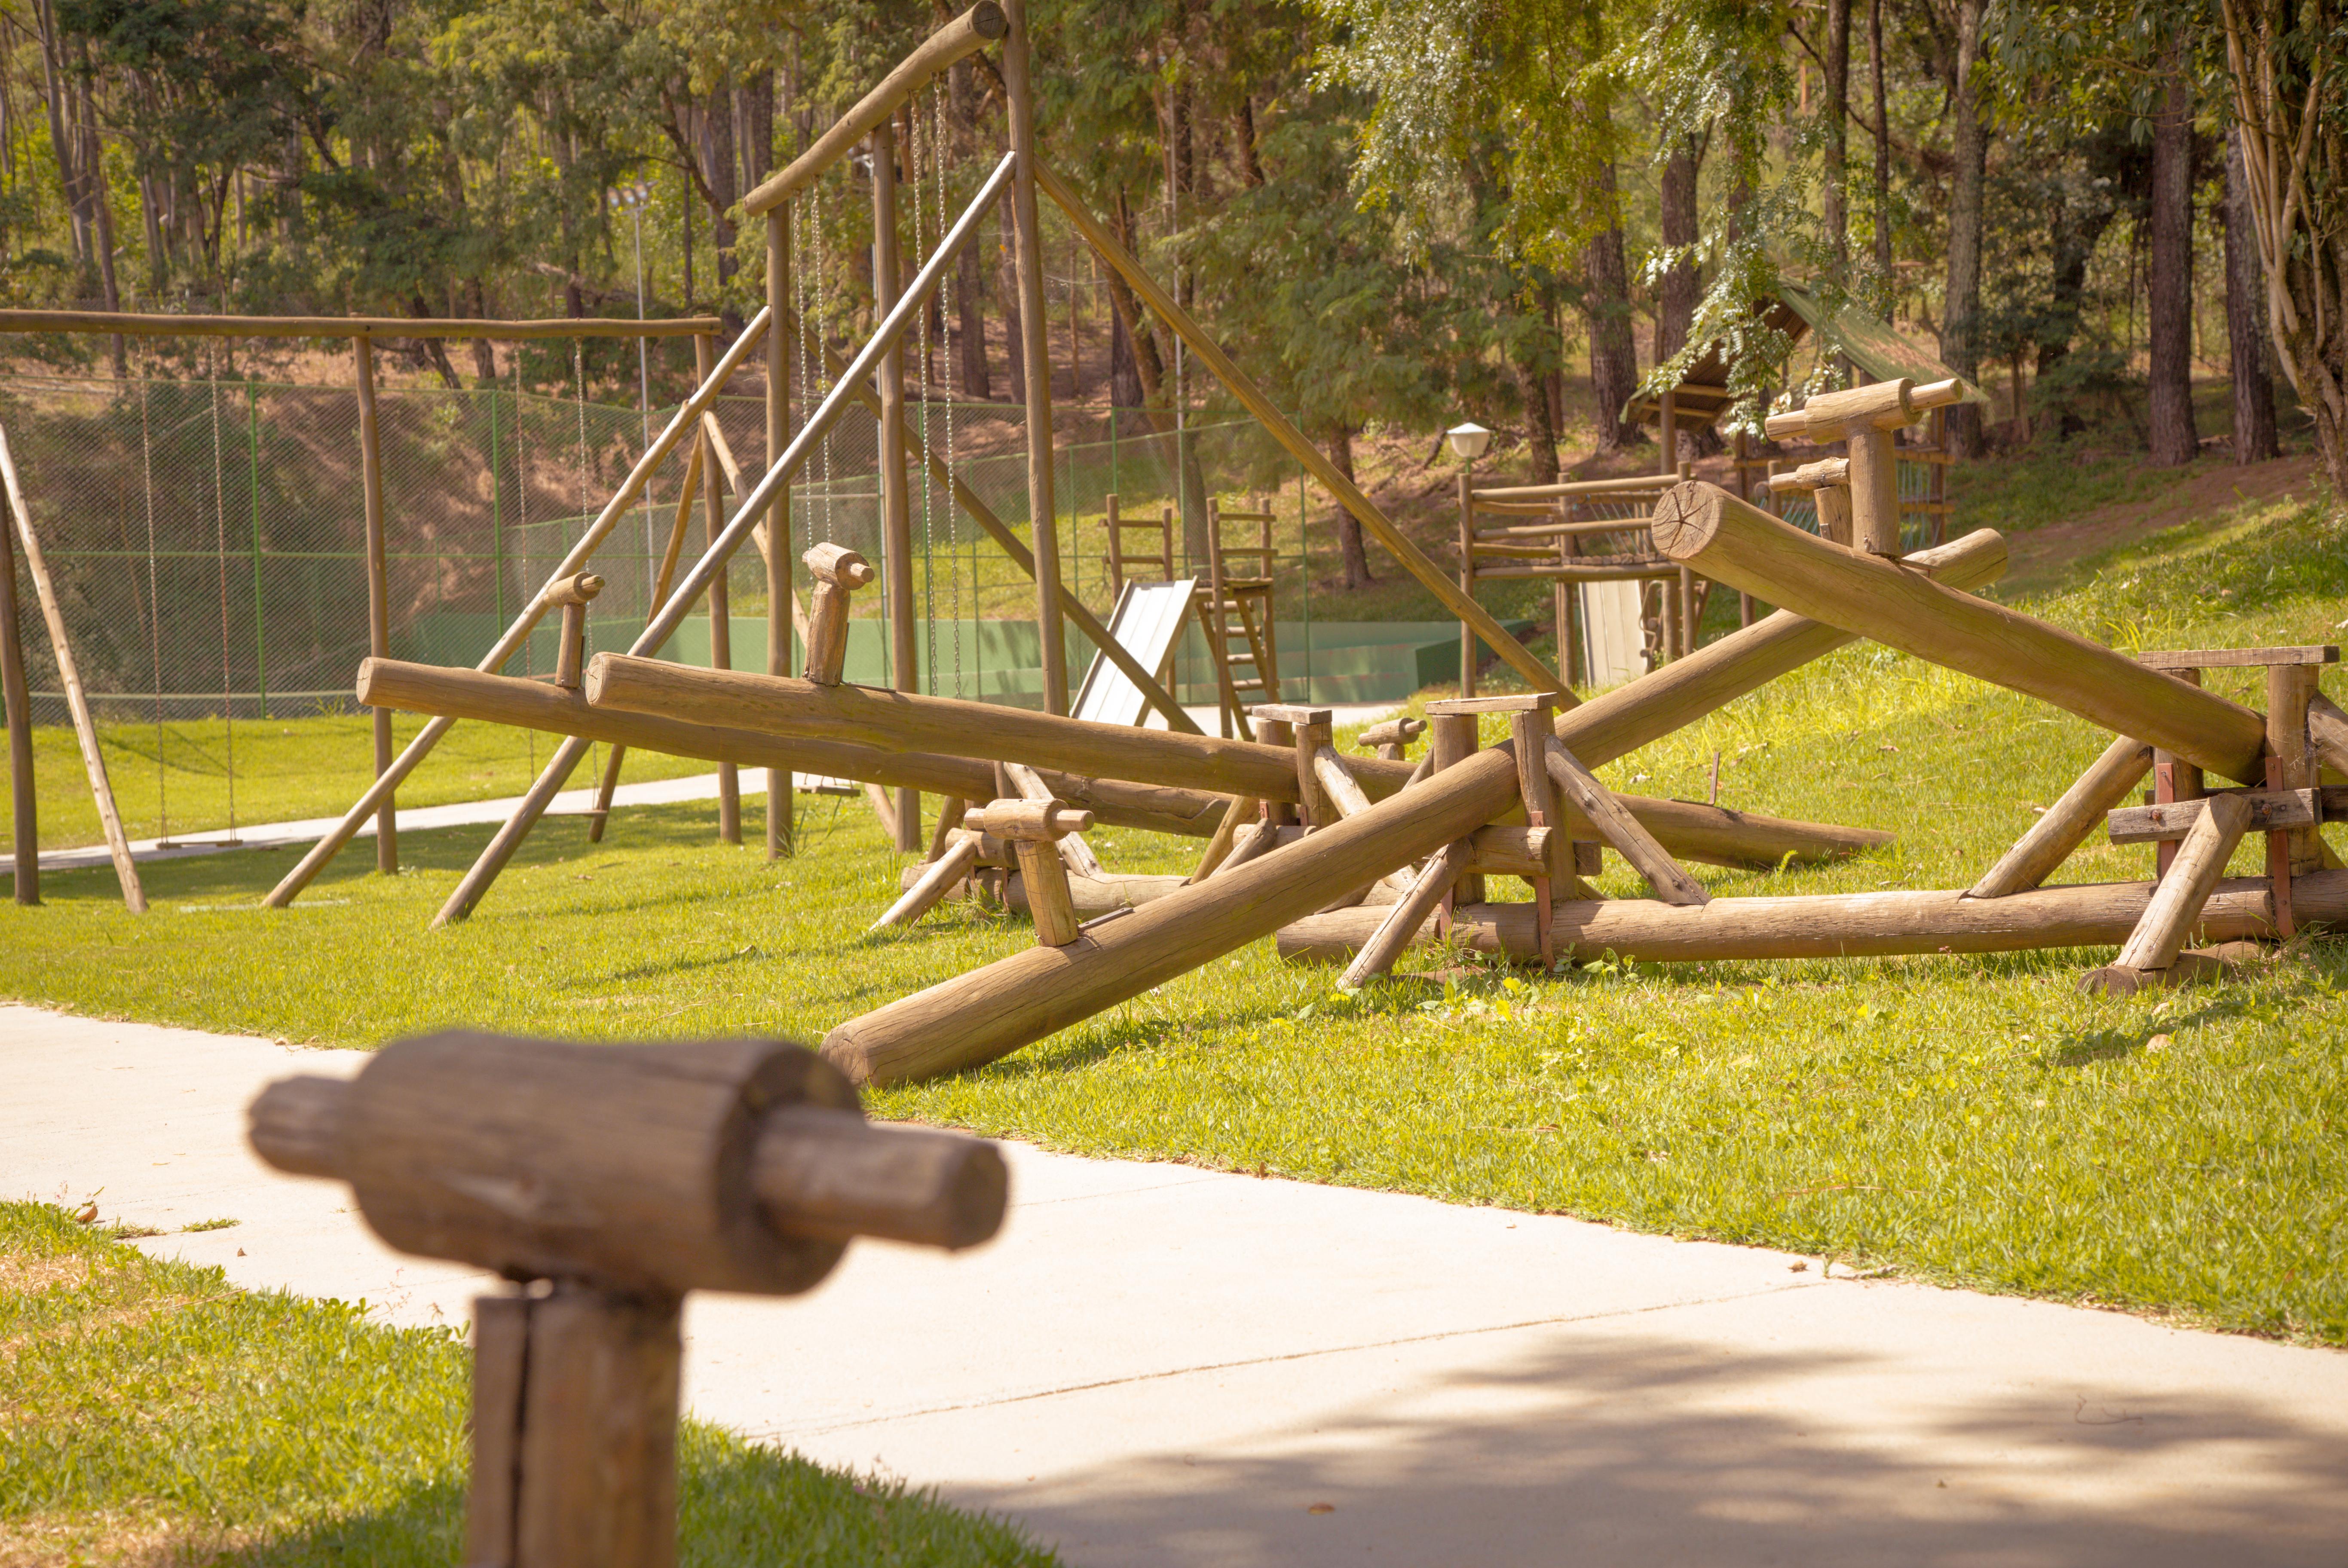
[1277,872,2346,967]
[1649,483,2270,783]
[577,656,1885,870]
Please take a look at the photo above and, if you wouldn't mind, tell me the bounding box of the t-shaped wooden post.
[1764,377,1966,556]
[963,797,1096,946]
[803,543,876,686]
[1357,716,1426,763]
[546,574,605,690]
[247,1032,1006,1568]
[1766,457,1854,547]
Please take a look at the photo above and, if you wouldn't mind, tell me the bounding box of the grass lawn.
[2,484,2345,1348]
[0,1200,1056,1566]
[0,709,713,854]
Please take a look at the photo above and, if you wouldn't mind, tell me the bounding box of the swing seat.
[1072,577,1199,728]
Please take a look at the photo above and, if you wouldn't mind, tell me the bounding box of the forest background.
[0,0,2339,595]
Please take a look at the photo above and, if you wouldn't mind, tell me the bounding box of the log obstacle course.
[248,1031,1006,1568]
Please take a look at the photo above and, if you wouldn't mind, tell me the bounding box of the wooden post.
[1658,388,1676,476]
[1510,700,1557,966]
[2151,668,2206,880]
[768,208,793,858]
[355,334,398,873]
[1677,565,1697,659]
[871,121,921,852]
[1428,710,1483,912]
[1001,0,1065,717]
[693,335,741,845]
[1846,426,1902,554]
[802,544,875,685]
[0,423,142,911]
[1252,712,1297,825]
[2269,664,2322,877]
[1650,483,2270,783]
[548,575,604,689]
[966,797,1092,946]
[587,447,707,843]
[1968,735,2153,898]
[1457,469,1477,696]
[0,487,34,903]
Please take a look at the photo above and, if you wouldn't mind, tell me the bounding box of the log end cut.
[1646,481,1725,561]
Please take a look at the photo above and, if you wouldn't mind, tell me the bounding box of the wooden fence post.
[354,334,398,873]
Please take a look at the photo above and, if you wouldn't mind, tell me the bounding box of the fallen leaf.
[2146,1033,2171,1051]
[1307,1503,1335,1516]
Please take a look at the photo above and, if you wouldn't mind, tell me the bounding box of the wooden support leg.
[1508,702,1559,969]
[1968,735,2153,899]
[469,1286,683,1568]
[2082,792,2254,994]
[1543,738,1707,905]
[1428,712,1482,919]
[870,834,983,932]
[927,796,969,861]
[1187,795,1257,883]
[1341,839,1471,988]
[1012,838,1080,946]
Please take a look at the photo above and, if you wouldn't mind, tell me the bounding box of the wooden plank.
[2107,787,2317,843]
[1426,692,1560,715]
[2138,645,2338,669]
[1036,161,1566,699]
[1968,736,2152,896]
[742,4,1005,214]
[0,481,36,904]
[1649,483,2270,782]
[1277,869,2330,967]
[0,309,723,339]
[2114,792,2254,971]
[265,312,774,908]
[0,423,143,911]
[1543,738,1708,905]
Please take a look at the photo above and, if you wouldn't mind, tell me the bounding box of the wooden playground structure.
[8,4,2343,1100]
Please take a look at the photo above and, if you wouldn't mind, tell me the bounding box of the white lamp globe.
[1446,422,1492,461]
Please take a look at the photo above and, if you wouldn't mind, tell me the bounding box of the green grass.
[0,1200,1054,1567]
[0,708,713,854]
[2,485,2345,1347]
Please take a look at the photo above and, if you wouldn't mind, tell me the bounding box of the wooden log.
[1764,376,1965,443]
[992,867,1190,918]
[355,337,398,873]
[1476,474,1679,501]
[0,423,143,911]
[743,4,1006,214]
[1013,838,1081,946]
[749,1103,1007,1250]
[355,658,1214,838]
[1186,796,1255,882]
[513,1284,682,1568]
[587,445,707,843]
[820,744,1531,1085]
[0,483,34,904]
[964,798,1095,839]
[2140,645,2338,669]
[766,205,792,861]
[1002,0,1065,717]
[0,309,725,340]
[927,795,968,859]
[784,305,1198,734]
[583,655,1878,870]
[1275,869,2341,967]
[871,120,921,850]
[1428,711,1483,912]
[1552,527,2005,768]
[1543,738,1707,905]
[870,834,983,932]
[1037,161,1565,698]
[1340,839,1471,988]
[1648,483,2269,782]
[265,313,773,909]
[2269,664,2323,877]
[803,544,875,685]
[1003,760,1106,878]
[1358,717,1424,760]
[2113,793,2254,972]
[2107,787,2316,843]
[1968,736,2153,897]
[691,337,741,847]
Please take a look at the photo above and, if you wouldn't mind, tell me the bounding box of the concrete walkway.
[6,1003,2343,1567]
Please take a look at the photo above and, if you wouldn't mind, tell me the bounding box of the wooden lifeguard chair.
[1199,496,1282,738]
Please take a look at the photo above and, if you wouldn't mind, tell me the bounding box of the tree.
[2145,27,2197,464]
[2222,127,2279,461]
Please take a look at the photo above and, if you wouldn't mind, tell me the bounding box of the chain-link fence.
[0,366,1353,846]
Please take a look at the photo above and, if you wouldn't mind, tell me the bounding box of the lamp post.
[613,179,655,604]
[1447,422,1491,695]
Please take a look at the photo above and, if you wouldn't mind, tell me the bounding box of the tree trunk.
[1108,300,1145,407]
[1939,0,1988,458]
[1823,0,1850,279]
[468,277,496,384]
[703,80,741,335]
[1516,309,1560,484]
[1869,0,1892,308]
[1328,427,1371,589]
[1583,164,1642,453]
[1109,189,1170,392]
[955,238,989,398]
[2146,39,2198,466]
[1657,136,1699,365]
[1235,97,1265,190]
[2223,129,2279,464]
